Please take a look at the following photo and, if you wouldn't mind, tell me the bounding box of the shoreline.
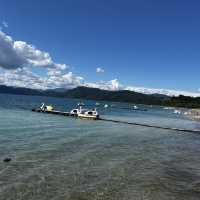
[187,109,200,121]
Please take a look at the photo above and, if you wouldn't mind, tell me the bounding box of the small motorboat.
[104,104,108,108]
[163,107,173,110]
[78,109,99,120]
[40,103,54,111]
[95,102,100,106]
[70,108,80,116]
[70,106,99,119]
[174,110,181,114]
[133,105,138,110]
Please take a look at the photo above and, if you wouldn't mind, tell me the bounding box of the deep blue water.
[0,94,200,200]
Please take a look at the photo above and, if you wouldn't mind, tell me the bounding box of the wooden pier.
[32,108,200,134]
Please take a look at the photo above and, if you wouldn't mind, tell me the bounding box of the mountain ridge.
[0,85,200,108]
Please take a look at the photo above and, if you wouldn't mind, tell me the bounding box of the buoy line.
[99,118,200,134]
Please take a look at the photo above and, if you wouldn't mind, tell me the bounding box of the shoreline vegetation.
[0,85,200,110]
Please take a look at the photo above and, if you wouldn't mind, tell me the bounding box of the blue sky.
[0,0,200,96]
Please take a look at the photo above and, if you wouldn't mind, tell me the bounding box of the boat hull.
[78,114,99,120]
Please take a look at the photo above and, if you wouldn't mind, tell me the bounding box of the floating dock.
[32,108,75,116]
[32,108,200,134]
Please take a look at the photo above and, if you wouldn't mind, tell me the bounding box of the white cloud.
[0,31,25,69]
[84,79,200,97]
[0,31,82,90]
[2,21,8,28]
[0,67,45,89]
[84,80,200,97]
[0,31,67,69]
[109,79,120,90]
[0,67,83,90]
[96,67,104,73]
[85,79,121,91]
[125,86,200,97]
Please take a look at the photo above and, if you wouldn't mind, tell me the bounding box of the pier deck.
[32,108,77,117]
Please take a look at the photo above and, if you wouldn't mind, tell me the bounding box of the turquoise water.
[0,94,200,200]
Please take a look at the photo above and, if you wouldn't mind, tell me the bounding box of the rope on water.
[99,118,200,134]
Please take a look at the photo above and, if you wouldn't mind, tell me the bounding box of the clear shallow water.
[0,94,200,200]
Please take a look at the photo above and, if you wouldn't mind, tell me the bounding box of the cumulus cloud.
[85,79,121,91]
[84,79,200,97]
[0,30,84,89]
[0,68,44,89]
[2,21,8,28]
[0,31,26,69]
[125,86,200,97]
[96,67,104,73]
[0,67,83,90]
[0,31,67,69]
[85,80,200,97]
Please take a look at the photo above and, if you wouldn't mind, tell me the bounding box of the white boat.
[104,104,108,108]
[70,108,81,115]
[70,106,99,119]
[174,110,181,114]
[95,102,100,106]
[40,103,54,111]
[133,105,138,110]
[163,107,173,110]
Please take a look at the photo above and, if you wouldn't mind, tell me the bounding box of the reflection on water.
[0,94,200,200]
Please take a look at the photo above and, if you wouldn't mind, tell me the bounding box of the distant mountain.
[0,85,200,108]
[63,86,169,105]
[46,88,69,93]
[0,85,43,96]
[0,85,168,105]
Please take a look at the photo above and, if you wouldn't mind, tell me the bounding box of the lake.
[0,94,200,200]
